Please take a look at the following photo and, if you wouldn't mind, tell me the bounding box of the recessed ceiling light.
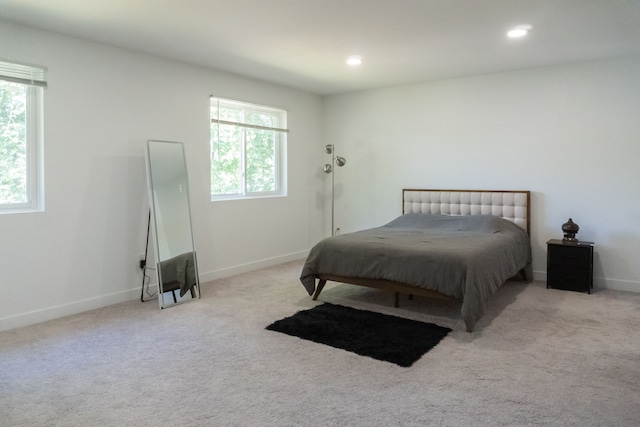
[507,25,532,38]
[346,56,362,66]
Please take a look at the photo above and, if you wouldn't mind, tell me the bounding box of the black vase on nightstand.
[562,218,579,242]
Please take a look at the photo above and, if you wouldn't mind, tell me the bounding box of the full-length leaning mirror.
[145,139,200,308]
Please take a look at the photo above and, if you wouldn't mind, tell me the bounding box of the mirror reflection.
[145,140,200,308]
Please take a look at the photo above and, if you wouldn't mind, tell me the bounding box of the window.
[0,60,45,213]
[210,97,287,200]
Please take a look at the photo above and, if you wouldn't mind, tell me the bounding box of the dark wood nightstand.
[546,239,594,293]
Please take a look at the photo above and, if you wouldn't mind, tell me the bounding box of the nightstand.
[546,239,594,293]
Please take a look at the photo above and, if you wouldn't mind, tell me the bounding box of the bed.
[300,189,532,332]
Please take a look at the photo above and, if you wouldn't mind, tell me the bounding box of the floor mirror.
[145,139,201,308]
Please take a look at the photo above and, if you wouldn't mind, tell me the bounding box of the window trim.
[210,97,288,201]
[0,60,45,214]
[0,59,47,88]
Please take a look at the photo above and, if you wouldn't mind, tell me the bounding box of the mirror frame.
[145,139,201,308]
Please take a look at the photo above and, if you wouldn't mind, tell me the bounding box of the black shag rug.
[266,303,451,367]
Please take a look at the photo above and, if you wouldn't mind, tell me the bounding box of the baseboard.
[198,250,308,283]
[0,287,143,333]
[532,270,547,282]
[593,277,640,293]
[533,270,639,293]
[0,251,309,333]
[17,255,634,333]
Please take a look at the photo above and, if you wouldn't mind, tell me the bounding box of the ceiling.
[2,0,640,95]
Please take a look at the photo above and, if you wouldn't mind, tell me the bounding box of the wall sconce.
[323,144,347,236]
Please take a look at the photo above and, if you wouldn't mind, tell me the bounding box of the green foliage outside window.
[0,81,27,204]
[210,99,284,197]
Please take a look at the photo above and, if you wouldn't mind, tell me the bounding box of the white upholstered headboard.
[402,189,531,235]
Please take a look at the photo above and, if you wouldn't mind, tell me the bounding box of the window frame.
[0,79,44,214]
[210,97,288,201]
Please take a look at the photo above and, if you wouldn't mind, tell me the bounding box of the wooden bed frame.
[312,189,531,308]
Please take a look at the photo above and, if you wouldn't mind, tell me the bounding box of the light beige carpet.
[1,260,640,426]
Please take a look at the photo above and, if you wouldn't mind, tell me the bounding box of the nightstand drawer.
[548,244,591,268]
[547,264,590,292]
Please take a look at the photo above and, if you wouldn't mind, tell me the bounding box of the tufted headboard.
[402,189,531,235]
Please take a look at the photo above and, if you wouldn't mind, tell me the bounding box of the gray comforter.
[300,214,532,331]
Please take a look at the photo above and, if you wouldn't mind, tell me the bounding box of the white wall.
[323,56,640,292]
[0,21,325,331]
[3,19,639,332]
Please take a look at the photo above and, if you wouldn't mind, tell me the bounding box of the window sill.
[0,207,44,215]
[211,193,287,202]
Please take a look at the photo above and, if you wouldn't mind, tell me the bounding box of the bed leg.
[312,279,327,301]
[465,320,474,333]
[394,292,400,307]
[520,269,527,281]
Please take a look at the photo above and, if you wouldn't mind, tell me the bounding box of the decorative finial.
[562,218,579,242]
